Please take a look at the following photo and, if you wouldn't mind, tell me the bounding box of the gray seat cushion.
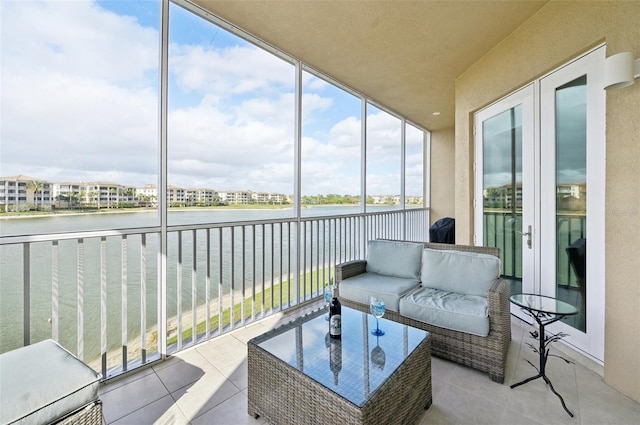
[0,339,101,425]
[339,272,420,312]
[399,287,490,336]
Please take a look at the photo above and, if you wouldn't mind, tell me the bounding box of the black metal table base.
[511,312,575,417]
[511,372,574,417]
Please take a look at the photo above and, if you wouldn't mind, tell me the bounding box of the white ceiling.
[191,0,548,130]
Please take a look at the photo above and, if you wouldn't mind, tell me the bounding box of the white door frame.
[540,46,606,363]
[474,46,606,363]
[474,84,536,320]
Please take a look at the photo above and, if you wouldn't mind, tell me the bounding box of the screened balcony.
[2,0,640,423]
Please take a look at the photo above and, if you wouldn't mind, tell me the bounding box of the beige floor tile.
[499,408,546,425]
[154,350,214,394]
[429,383,507,425]
[110,395,190,425]
[191,392,265,425]
[447,359,512,400]
[576,365,640,425]
[196,334,247,371]
[216,357,248,391]
[229,323,271,344]
[100,366,155,395]
[171,367,241,420]
[101,372,169,424]
[507,379,579,424]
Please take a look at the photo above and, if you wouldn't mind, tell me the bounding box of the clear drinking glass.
[370,296,385,336]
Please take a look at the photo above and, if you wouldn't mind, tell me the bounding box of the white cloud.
[0,0,420,198]
[1,0,159,183]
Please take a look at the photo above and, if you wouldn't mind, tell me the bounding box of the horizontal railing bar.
[1,208,429,245]
[1,227,162,245]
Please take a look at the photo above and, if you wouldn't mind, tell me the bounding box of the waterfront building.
[0,175,52,212]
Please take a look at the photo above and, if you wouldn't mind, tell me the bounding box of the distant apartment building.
[406,195,423,205]
[185,188,217,206]
[483,183,523,209]
[483,182,585,211]
[2,174,388,211]
[219,190,251,204]
[52,182,84,209]
[557,183,587,212]
[0,175,52,212]
[268,193,286,204]
[252,192,269,204]
[82,181,124,208]
[137,184,158,207]
[370,195,401,205]
[167,185,186,206]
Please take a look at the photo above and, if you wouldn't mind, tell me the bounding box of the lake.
[0,205,398,362]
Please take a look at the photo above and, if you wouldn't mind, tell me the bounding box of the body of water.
[0,206,404,363]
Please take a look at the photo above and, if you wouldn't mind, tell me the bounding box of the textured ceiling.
[191,0,547,130]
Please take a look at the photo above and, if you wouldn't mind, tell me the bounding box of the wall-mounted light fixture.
[604,52,640,90]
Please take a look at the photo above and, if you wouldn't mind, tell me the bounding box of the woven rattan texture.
[248,316,432,425]
[337,242,511,383]
[56,401,102,425]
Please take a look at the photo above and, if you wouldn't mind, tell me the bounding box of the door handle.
[522,225,532,249]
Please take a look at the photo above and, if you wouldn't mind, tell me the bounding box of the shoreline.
[0,205,301,220]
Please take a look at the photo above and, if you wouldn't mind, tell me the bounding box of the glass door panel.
[482,106,523,280]
[474,85,535,311]
[540,46,605,362]
[554,76,587,332]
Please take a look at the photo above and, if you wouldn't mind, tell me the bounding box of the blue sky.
[1,0,424,197]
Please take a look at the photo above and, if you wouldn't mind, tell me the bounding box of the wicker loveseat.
[336,240,511,383]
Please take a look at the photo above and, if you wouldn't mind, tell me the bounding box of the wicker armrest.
[487,278,512,345]
[335,260,367,282]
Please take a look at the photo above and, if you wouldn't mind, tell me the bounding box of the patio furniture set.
[0,239,576,425]
[248,239,514,424]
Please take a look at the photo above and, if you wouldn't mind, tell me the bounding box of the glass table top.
[252,306,429,407]
[510,293,579,315]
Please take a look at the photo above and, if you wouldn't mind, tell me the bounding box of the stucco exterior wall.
[429,127,455,225]
[454,1,640,402]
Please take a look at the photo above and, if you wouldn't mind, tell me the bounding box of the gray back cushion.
[366,240,423,279]
[421,248,501,296]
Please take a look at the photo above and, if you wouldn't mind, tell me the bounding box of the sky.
[0,0,425,197]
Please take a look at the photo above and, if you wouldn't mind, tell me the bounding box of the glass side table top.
[251,306,429,407]
[510,293,578,316]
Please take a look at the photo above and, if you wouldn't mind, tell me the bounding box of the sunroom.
[1,1,639,424]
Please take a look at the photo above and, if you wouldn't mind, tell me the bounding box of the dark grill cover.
[566,238,586,280]
[429,217,455,244]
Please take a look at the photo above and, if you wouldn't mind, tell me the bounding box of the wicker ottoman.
[0,339,102,425]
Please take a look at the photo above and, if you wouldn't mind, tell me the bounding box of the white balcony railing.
[0,208,429,380]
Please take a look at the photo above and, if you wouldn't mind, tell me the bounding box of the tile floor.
[100,303,640,425]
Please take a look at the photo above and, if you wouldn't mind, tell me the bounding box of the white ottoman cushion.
[0,339,101,425]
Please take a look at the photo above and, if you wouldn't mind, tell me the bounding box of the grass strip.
[167,268,332,347]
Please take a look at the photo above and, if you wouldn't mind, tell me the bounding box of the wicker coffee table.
[248,306,432,425]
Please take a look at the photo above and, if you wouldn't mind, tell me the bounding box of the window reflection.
[555,75,587,332]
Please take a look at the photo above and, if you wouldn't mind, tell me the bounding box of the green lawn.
[167,268,332,347]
